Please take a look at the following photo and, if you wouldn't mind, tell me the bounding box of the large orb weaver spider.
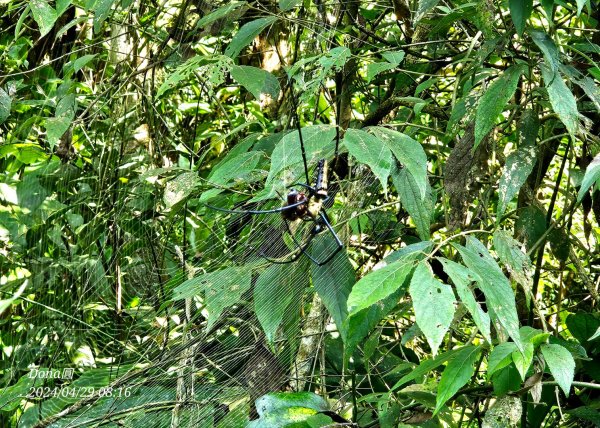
[206,101,343,266]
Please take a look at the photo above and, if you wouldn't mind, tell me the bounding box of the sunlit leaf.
[439,258,491,343]
[30,0,57,37]
[409,263,456,355]
[434,345,481,415]
[0,87,11,125]
[196,2,246,29]
[231,65,280,100]
[347,250,421,315]
[540,344,575,396]
[370,127,428,199]
[414,0,442,23]
[343,129,393,193]
[393,167,432,240]
[475,64,525,149]
[454,237,522,351]
[509,0,533,36]
[225,16,278,59]
[279,0,301,11]
[577,153,600,202]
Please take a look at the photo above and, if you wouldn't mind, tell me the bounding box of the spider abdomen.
[282,190,308,221]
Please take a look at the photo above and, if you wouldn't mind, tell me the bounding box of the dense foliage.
[1,0,600,426]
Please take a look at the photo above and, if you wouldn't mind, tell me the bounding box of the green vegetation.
[1,0,600,426]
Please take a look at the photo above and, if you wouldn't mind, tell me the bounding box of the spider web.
[1,3,407,428]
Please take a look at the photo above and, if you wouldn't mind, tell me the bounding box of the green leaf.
[347,251,419,315]
[164,172,201,209]
[255,263,307,343]
[366,62,397,83]
[454,237,522,351]
[382,50,405,65]
[497,113,538,218]
[566,312,600,345]
[259,125,337,199]
[157,56,220,98]
[512,342,534,380]
[92,0,115,34]
[230,65,280,100]
[311,237,355,341]
[509,0,533,36]
[65,54,97,74]
[531,30,560,72]
[225,16,278,59]
[434,345,481,415]
[475,64,525,149]
[540,63,579,137]
[493,231,533,303]
[541,0,554,20]
[173,266,252,330]
[0,280,27,315]
[370,127,428,199]
[196,2,246,29]
[415,0,442,23]
[343,287,406,357]
[488,342,518,377]
[56,0,71,17]
[46,94,75,150]
[255,392,329,416]
[393,167,432,240]
[575,0,586,15]
[343,129,393,192]
[438,258,491,343]
[540,344,575,396]
[391,346,468,391]
[409,263,456,356]
[0,87,11,125]
[30,0,58,37]
[577,153,600,201]
[279,0,300,11]
[0,373,36,412]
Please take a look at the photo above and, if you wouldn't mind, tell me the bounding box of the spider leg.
[205,198,307,215]
[311,211,344,266]
[259,225,318,265]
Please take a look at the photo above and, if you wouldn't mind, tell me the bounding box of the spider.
[207,157,343,266]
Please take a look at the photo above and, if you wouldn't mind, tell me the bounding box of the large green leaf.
[393,167,432,240]
[311,236,355,341]
[414,0,442,23]
[173,266,252,329]
[541,63,579,136]
[230,65,280,100]
[475,64,525,149]
[225,16,278,59]
[157,56,219,97]
[258,125,337,200]
[409,263,456,356]
[391,346,466,391]
[279,0,300,11]
[30,0,58,37]
[532,31,579,136]
[366,51,405,83]
[509,0,533,36]
[196,2,246,29]
[577,153,600,202]
[0,372,36,412]
[438,258,491,343]
[370,127,428,199]
[347,246,423,315]
[46,94,75,150]
[92,0,115,33]
[0,87,11,124]
[454,237,522,351]
[434,345,481,415]
[488,342,518,377]
[493,231,533,302]
[255,263,307,343]
[164,172,201,209]
[343,129,393,192]
[540,344,575,396]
